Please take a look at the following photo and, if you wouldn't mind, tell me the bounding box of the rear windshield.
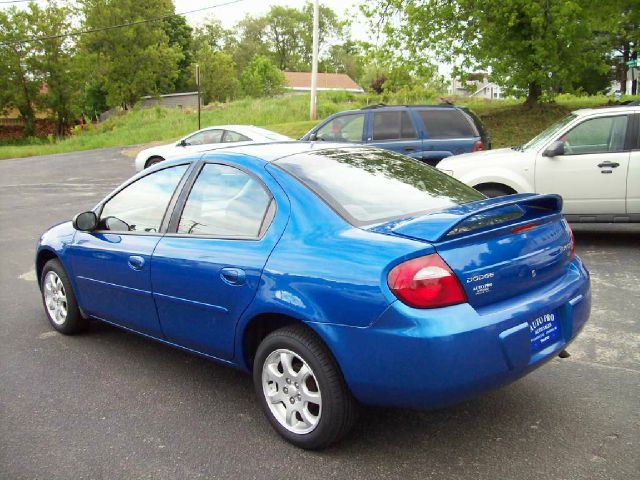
[275,148,484,225]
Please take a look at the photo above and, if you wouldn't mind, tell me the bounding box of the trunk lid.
[369,194,574,308]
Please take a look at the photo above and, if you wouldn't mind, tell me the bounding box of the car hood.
[438,148,524,168]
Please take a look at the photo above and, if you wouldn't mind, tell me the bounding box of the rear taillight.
[387,254,467,308]
[472,140,484,152]
[564,221,575,259]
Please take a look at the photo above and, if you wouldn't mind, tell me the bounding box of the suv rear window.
[275,148,483,225]
[372,111,417,140]
[419,109,477,139]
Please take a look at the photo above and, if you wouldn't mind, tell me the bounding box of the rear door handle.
[597,161,619,168]
[404,146,416,152]
[220,267,246,286]
[128,255,145,271]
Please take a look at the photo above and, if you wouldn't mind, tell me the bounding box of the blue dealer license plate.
[529,312,560,351]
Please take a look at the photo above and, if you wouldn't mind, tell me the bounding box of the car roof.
[572,105,640,116]
[199,141,364,163]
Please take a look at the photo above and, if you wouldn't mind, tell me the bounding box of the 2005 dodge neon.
[36,143,591,449]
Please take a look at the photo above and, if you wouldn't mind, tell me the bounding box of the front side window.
[276,148,483,225]
[522,114,576,152]
[185,129,223,146]
[419,109,476,139]
[560,116,628,155]
[100,165,188,232]
[177,164,272,237]
[316,114,365,142]
[372,111,417,141]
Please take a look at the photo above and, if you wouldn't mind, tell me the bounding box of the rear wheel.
[476,185,515,198]
[144,156,164,169]
[253,325,357,449]
[41,259,87,334]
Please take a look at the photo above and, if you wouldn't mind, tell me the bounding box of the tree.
[240,55,285,97]
[197,50,240,103]
[27,1,83,137]
[364,0,613,104]
[0,8,39,136]
[78,0,183,108]
[607,0,639,95]
[163,14,193,92]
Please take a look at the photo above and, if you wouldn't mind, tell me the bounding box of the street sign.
[625,59,638,67]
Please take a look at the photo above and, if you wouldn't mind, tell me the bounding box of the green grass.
[1,91,638,159]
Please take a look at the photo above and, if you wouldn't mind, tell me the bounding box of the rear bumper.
[315,257,591,409]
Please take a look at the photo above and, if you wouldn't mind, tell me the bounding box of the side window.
[561,116,629,155]
[100,165,188,233]
[372,111,417,141]
[177,164,272,237]
[223,130,251,143]
[316,114,365,142]
[186,129,223,146]
[419,110,476,139]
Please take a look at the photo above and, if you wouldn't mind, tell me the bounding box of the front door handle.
[220,267,246,286]
[128,255,145,270]
[404,146,416,152]
[597,161,619,168]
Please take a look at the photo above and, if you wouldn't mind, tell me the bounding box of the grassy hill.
[0,92,636,160]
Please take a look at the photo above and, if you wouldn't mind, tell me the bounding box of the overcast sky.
[174,0,369,39]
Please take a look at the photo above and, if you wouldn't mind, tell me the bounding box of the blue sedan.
[36,143,591,449]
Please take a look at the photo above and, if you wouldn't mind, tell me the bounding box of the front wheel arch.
[474,182,518,198]
[36,249,59,288]
[144,156,165,169]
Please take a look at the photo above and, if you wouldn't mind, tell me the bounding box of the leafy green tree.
[0,7,39,136]
[163,14,193,92]
[240,55,285,97]
[364,0,613,104]
[197,50,240,103]
[27,1,83,136]
[79,0,182,108]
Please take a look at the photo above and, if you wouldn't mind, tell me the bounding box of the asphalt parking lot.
[0,148,638,480]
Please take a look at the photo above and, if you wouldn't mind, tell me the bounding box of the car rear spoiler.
[390,193,563,243]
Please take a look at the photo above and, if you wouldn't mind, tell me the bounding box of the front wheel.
[253,325,358,449]
[144,156,164,169]
[41,259,87,334]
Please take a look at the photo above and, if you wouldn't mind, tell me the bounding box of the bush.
[240,55,285,98]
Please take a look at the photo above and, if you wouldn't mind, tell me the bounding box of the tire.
[253,325,358,449]
[41,259,87,335]
[144,156,164,169]
[476,185,514,198]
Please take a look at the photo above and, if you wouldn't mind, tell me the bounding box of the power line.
[0,0,245,45]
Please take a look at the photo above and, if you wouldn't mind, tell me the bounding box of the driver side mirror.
[177,139,187,147]
[542,140,565,157]
[308,132,318,141]
[72,211,98,232]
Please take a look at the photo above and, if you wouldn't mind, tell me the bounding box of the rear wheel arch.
[241,313,334,372]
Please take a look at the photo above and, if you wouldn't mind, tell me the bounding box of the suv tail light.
[387,254,467,308]
[472,140,484,152]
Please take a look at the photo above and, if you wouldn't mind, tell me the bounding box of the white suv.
[437,105,640,223]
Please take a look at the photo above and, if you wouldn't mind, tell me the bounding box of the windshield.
[521,114,576,152]
[275,148,484,226]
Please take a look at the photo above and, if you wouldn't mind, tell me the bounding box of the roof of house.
[283,72,363,92]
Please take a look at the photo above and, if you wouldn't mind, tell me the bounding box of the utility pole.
[196,64,201,130]
[310,0,319,120]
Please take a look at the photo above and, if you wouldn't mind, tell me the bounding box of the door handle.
[404,146,416,152]
[128,255,145,270]
[220,267,246,286]
[597,161,619,168]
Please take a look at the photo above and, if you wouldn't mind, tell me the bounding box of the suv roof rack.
[360,103,457,110]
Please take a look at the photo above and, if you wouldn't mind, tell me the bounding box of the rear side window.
[372,111,417,140]
[177,164,271,237]
[223,130,251,143]
[276,148,483,225]
[419,110,477,139]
